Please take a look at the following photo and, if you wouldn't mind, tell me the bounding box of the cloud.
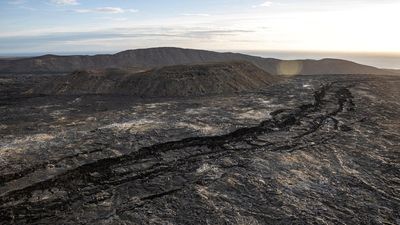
[51,0,79,5]
[184,29,253,38]
[0,27,253,52]
[75,7,138,14]
[182,13,211,17]
[97,17,129,22]
[93,7,124,13]
[253,1,272,8]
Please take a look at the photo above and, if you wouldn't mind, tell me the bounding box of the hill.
[1,47,398,75]
[36,61,282,97]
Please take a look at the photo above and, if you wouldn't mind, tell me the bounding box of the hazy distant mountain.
[384,69,400,74]
[294,58,400,75]
[1,47,398,75]
[35,61,281,97]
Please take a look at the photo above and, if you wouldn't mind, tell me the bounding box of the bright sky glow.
[1,0,400,56]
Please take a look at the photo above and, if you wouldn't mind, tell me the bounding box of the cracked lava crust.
[0,74,399,224]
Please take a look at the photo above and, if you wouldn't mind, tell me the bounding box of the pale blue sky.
[1,0,400,57]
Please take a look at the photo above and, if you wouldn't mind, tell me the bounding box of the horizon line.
[2,47,400,56]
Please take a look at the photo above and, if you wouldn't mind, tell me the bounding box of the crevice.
[0,82,360,224]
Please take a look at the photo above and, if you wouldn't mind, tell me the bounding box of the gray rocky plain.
[0,72,399,224]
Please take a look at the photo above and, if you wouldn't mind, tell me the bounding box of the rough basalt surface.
[0,74,399,224]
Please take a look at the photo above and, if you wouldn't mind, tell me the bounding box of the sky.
[1,0,400,68]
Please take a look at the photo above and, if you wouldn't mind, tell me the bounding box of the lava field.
[0,74,399,224]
